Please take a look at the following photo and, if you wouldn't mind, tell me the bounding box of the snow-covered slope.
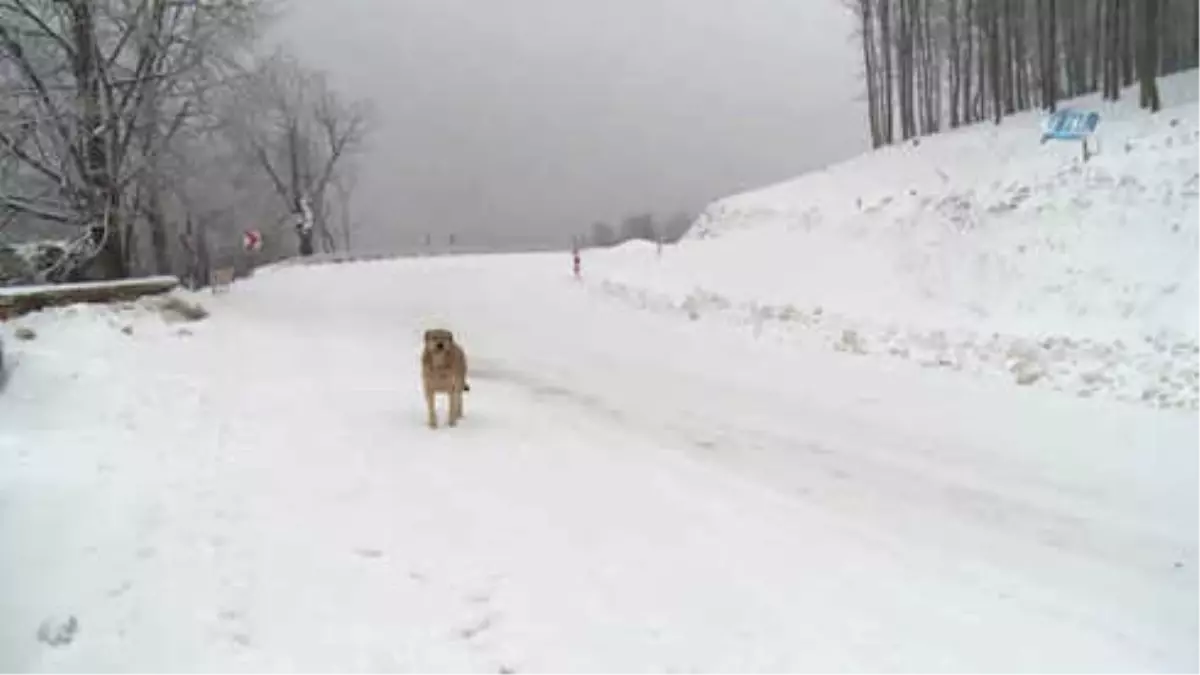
[587,72,1199,410]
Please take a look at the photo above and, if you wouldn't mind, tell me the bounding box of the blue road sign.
[1041,109,1101,142]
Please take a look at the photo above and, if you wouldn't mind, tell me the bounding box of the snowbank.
[586,71,1200,410]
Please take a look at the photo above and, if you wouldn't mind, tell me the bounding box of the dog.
[421,328,470,428]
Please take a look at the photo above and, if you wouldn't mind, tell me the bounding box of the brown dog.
[421,328,470,428]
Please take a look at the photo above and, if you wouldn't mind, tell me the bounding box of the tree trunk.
[1013,0,1029,109]
[1105,0,1120,99]
[948,0,960,128]
[1138,0,1162,111]
[926,5,935,132]
[975,0,986,120]
[923,0,939,132]
[1069,0,1080,96]
[859,0,884,147]
[1190,0,1200,66]
[1001,0,1016,114]
[989,0,1002,123]
[962,0,974,124]
[1120,0,1135,85]
[1040,0,1059,111]
[897,0,914,140]
[1091,0,1102,91]
[1158,0,1177,72]
[881,0,894,143]
[67,1,127,280]
[196,215,212,288]
[147,191,171,275]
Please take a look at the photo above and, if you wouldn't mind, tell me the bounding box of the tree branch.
[0,128,64,185]
[0,21,88,181]
[1,0,77,60]
[0,192,73,223]
[252,139,292,210]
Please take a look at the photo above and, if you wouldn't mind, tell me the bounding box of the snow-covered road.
[1,255,1196,672]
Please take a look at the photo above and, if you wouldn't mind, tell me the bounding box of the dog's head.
[423,328,455,356]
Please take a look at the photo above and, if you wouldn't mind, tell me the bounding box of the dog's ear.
[423,329,434,342]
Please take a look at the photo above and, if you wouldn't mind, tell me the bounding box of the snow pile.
[1,293,208,347]
[586,71,1199,410]
[0,240,76,286]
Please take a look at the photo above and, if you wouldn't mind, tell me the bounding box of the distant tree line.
[847,0,1197,148]
[584,211,694,248]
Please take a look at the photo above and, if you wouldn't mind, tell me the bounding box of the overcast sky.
[275,0,868,251]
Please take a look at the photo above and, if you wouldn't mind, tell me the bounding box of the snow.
[0,75,1197,671]
[1,251,1196,672]
[0,276,180,299]
[586,71,1200,411]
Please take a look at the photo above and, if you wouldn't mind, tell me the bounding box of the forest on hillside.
[847,0,1198,147]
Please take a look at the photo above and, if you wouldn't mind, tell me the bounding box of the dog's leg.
[425,387,439,429]
[448,387,462,426]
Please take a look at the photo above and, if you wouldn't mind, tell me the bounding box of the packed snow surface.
[0,253,1195,671]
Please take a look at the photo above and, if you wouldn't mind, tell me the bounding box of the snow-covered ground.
[0,251,1196,671]
[585,72,1199,411]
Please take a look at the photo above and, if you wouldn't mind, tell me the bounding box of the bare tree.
[228,51,371,257]
[0,0,263,280]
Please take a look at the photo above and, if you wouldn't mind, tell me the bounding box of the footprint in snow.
[457,613,498,641]
[37,615,79,647]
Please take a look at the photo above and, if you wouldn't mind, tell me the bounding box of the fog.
[276,0,868,252]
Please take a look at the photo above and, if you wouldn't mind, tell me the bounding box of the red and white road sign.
[243,229,263,252]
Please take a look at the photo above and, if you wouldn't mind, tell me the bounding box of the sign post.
[572,245,581,280]
[243,228,263,277]
[1041,108,1101,162]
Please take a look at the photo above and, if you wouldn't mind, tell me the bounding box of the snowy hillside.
[586,71,1199,410]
